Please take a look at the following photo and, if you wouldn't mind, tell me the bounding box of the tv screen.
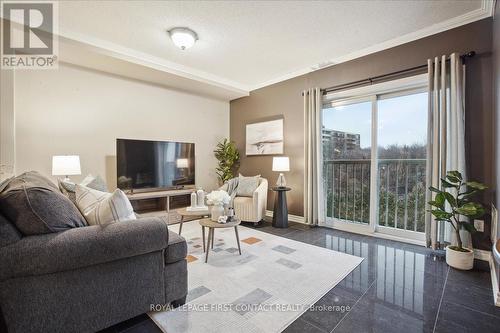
[116,138,195,191]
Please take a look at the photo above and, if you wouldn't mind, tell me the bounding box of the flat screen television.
[116,138,195,192]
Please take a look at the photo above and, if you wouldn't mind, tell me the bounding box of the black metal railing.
[324,159,426,232]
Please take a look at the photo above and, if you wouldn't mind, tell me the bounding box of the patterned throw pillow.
[75,184,136,225]
[59,175,108,204]
[236,174,260,197]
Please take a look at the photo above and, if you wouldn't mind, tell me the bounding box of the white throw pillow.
[75,184,136,225]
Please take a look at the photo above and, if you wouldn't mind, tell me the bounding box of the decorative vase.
[211,204,224,222]
[445,246,474,270]
[196,188,205,207]
[190,192,197,208]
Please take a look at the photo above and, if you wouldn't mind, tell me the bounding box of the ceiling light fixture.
[168,27,198,50]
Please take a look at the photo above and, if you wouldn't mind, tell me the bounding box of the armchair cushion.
[0,217,169,281]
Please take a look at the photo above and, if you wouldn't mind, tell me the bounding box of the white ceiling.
[56,0,494,92]
[4,0,493,99]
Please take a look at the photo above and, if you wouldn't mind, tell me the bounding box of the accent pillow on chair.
[0,171,88,235]
[75,184,136,225]
[236,174,260,197]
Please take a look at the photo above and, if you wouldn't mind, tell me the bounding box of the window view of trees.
[322,91,428,233]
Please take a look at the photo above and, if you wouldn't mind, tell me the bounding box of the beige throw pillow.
[236,174,260,197]
[75,184,136,225]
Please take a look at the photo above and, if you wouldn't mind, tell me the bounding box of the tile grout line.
[432,265,450,333]
[329,279,377,333]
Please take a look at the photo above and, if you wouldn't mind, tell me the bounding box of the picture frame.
[245,118,284,155]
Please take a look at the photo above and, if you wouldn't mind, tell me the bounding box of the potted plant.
[214,139,240,186]
[428,170,487,270]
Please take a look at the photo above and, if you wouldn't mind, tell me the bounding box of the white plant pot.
[445,246,474,270]
[211,204,224,222]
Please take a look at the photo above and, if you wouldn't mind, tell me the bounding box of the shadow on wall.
[105,155,117,190]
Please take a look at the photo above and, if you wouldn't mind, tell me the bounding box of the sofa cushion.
[236,174,260,197]
[75,185,136,225]
[0,171,87,235]
[0,213,21,247]
[165,230,187,264]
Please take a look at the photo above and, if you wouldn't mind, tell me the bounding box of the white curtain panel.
[425,53,466,249]
[303,88,324,226]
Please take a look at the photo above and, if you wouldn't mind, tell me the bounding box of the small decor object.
[227,207,235,221]
[190,192,197,208]
[52,155,81,182]
[214,138,240,185]
[196,187,205,207]
[272,156,290,187]
[428,170,487,270]
[187,188,208,212]
[217,216,228,224]
[246,118,284,155]
[206,190,231,222]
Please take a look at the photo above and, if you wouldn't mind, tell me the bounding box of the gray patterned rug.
[149,220,363,333]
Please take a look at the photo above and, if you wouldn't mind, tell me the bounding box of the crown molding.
[57,29,251,95]
[249,0,496,91]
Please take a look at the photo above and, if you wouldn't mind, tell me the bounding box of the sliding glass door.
[376,92,428,239]
[322,99,373,228]
[321,79,428,242]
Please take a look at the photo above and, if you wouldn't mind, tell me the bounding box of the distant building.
[322,127,361,159]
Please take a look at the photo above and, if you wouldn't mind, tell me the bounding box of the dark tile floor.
[102,221,500,333]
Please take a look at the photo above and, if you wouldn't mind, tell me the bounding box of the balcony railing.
[323,159,426,233]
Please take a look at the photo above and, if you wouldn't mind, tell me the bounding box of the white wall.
[0,69,16,181]
[14,63,229,191]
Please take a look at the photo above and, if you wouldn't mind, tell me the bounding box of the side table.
[176,207,210,236]
[272,187,291,228]
[199,218,242,263]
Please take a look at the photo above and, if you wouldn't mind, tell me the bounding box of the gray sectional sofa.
[0,172,188,333]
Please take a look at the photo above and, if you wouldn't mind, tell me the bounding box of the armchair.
[221,178,268,225]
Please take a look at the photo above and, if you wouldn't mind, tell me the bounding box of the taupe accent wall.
[231,19,494,250]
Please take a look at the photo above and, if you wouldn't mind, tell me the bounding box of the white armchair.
[220,178,268,225]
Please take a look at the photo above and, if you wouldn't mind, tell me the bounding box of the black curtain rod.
[301,51,476,96]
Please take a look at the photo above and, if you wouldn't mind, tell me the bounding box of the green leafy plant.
[428,171,487,251]
[214,138,240,185]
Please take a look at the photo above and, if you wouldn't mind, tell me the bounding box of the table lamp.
[176,158,189,169]
[52,155,81,182]
[272,156,289,188]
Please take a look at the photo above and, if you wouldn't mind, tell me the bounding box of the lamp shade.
[176,158,189,168]
[52,155,81,176]
[272,157,290,172]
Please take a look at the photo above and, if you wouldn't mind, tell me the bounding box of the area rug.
[149,220,363,333]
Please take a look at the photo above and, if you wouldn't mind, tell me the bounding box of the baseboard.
[265,210,307,224]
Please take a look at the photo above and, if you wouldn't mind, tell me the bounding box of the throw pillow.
[0,171,87,235]
[59,174,109,203]
[75,184,136,225]
[236,174,260,197]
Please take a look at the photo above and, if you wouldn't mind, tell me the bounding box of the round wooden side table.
[198,218,241,263]
[176,207,210,236]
